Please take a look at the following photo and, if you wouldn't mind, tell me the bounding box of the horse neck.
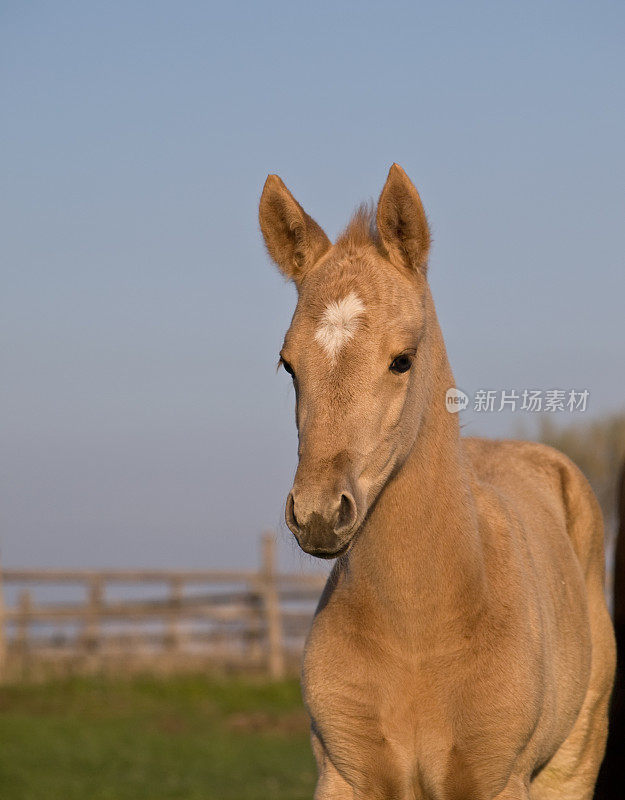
[345,293,486,634]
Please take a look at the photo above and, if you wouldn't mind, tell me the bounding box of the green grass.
[0,674,316,799]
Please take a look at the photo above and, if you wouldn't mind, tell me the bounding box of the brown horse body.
[259,165,615,800]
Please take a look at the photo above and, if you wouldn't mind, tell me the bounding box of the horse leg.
[312,730,354,799]
[530,594,615,800]
[310,729,416,800]
[529,684,611,800]
[494,775,530,800]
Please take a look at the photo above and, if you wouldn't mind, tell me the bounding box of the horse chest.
[303,605,541,798]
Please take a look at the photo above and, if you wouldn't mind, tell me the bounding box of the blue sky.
[2,1,624,570]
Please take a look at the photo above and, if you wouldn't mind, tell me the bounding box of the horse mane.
[335,202,379,251]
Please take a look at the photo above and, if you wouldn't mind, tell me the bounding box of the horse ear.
[376,164,430,275]
[259,175,331,284]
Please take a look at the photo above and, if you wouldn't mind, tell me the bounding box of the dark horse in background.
[596,460,625,799]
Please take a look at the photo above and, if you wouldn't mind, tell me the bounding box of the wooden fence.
[0,533,326,681]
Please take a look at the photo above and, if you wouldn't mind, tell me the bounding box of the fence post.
[260,532,285,679]
[244,589,264,665]
[83,577,103,652]
[166,577,183,651]
[0,553,5,681]
[16,589,32,666]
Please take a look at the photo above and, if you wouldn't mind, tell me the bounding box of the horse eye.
[389,354,412,374]
[281,359,295,378]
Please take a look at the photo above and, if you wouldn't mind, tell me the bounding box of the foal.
[259,165,615,800]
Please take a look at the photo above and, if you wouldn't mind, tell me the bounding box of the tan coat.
[259,164,615,800]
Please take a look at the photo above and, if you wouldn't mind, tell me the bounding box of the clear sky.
[2,1,624,571]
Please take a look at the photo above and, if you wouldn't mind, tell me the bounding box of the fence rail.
[0,533,326,681]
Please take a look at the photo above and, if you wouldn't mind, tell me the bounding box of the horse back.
[463,436,605,583]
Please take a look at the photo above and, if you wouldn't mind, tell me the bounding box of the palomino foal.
[259,165,615,800]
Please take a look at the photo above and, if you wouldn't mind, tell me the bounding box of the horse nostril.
[285,492,299,533]
[336,492,357,533]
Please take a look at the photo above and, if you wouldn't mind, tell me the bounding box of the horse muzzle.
[285,488,358,558]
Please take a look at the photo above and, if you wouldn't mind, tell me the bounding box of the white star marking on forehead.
[314,292,366,362]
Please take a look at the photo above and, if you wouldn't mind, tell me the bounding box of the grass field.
[0,674,317,799]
